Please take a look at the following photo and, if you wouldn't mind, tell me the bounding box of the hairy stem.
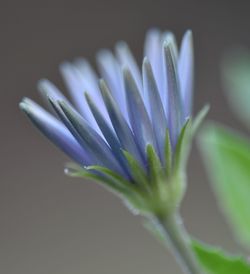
[152,213,203,274]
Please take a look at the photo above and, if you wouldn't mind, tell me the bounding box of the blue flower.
[20,29,207,216]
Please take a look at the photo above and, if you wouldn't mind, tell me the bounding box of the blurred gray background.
[1,1,250,273]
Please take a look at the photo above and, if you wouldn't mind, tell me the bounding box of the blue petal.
[99,79,145,167]
[59,62,101,134]
[115,41,143,95]
[73,58,109,117]
[144,30,178,117]
[163,39,183,147]
[74,58,100,94]
[161,31,178,60]
[38,79,69,102]
[19,98,91,165]
[123,67,157,158]
[57,100,126,175]
[178,30,194,117]
[142,58,168,162]
[85,93,132,178]
[96,49,129,123]
[144,29,163,100]
[37,79,73,115]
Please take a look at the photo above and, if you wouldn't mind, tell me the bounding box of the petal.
[19,98,90,165]
[123,67,157,158]
[96,49,129,122]
[99,79,145,167]
[85,93,131,177]
[163,39,183,147]
[178,30,194,117]
[143,58,168,162]
[74,58,99,94]
[74,58,109,117]
[59,62,101,134]
[58,100,126,175]
[38,79,69,102]
[162,31,178,60]
[37,79,72,114]
[144,29,164,96]
[115,41,143,94]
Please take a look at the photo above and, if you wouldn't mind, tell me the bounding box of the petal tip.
[19,101,28,112]
[37,79,50,94]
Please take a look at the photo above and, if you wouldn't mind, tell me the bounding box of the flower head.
[20,29,207,218]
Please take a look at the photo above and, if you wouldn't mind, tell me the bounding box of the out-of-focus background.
[1,1,250,273]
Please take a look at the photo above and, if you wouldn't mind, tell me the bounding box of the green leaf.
[199,124,250,248]
[223,51,250,126]
[192,240,250,274]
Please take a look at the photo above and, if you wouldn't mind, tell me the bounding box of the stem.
[152,213,203,274]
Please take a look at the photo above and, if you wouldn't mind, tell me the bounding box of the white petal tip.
[19,101,28,111]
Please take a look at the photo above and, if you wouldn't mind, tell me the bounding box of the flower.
[20,29,208,218]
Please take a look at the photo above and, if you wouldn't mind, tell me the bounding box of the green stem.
[152,213,203,274]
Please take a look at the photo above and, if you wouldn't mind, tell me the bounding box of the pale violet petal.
[123,67,157,158]
[178,30,194,117]
[99,79,145,167]
[38,79,68,102]
[19,98,91,165]
[96,49,129,122]
[143,58,168,162]
[85,93,132,177]
[115,41,143,94]
[161,31,178,59]
[163,40,183,147]
[73,58,109,116]
[144,29,163,98]
[58,100,126,176]
[59,62,102,134]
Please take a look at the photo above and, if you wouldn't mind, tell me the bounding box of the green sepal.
[174,105,209,175]
[65,162,131,197]
[86,165,131,188]
[173,118,191,174]
[65,162,153,216]
[192,104,210,136]
[146,144,164,184]
[146,144,185,216]
[122,150,149,191]
[164,129,172,177]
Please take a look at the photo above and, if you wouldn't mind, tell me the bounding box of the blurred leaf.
[223,51,250,127]
[192,240,250,274]
[199,124,250,248]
